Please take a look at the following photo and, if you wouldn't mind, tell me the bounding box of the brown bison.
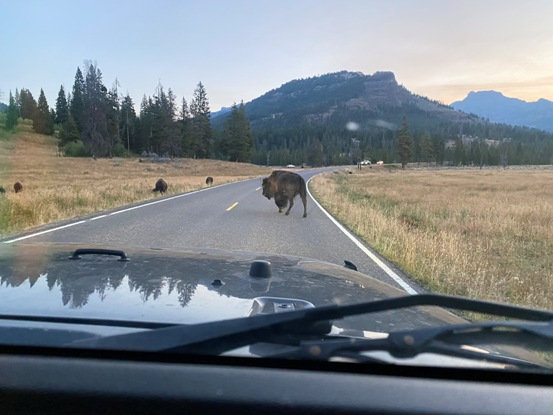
[262,170,307,217]
[152,178,168,194]
[14,182,23,193]
[206,176,213,186]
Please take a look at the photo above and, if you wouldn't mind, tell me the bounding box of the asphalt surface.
[4,167,417,292]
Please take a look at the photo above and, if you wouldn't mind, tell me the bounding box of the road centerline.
[1,177,260,244]
[226,202,239,211]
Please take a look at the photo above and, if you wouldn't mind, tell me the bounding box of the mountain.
[213,71,476,129]
[212,71,553,166]
[0,102,7,113]
[451,91,553,132]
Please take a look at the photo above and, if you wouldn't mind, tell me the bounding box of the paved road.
[3,167,417,293]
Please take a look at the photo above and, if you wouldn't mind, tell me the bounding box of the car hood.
[1,243,545,370]
[0,243,462,332]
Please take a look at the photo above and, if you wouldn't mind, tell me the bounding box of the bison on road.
[152,178,168,194]
[262,170,307,217]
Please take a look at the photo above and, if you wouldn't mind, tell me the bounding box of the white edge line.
[3,221,87,244]
[2,178,256,244]
[306,176,417,295]
[89,214,107,221]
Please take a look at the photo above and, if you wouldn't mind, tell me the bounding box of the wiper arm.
[70,294,553,354]
[275,320,553,370]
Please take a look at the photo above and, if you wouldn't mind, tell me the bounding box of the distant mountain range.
[0,102,7,113]
[451,91,553,132]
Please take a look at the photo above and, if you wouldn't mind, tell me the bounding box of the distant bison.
[0,186,5,194]
[152,178,168,194]
[14,182,23,193]
[262,170,307,217]
[206,176,213,186]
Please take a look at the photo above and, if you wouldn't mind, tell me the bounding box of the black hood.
[0,243,462,332]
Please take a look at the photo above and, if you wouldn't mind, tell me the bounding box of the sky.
[1,0,553,111]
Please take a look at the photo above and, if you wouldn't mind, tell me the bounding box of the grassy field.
[0,122,268,236]
[310,167,553,310]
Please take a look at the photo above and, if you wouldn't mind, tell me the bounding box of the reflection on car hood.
[0,243,462,332]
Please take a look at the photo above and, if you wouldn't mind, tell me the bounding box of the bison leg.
[299,182,308,218]
[285,197,294,215]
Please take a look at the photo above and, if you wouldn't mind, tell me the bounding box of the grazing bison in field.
[0,186,5,194]
[262,170,307,217]
[14,182,23,193]
[152,178,168,194]
[206,176,213,186]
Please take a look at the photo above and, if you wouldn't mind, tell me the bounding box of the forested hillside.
[213,71,553,166]
[2,63,251,162]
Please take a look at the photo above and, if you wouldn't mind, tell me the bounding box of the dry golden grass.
[0,123,268,235]
[311,168,553,310]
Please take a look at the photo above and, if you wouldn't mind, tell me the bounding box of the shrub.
[63,140,90,157]
[112,143,127,157]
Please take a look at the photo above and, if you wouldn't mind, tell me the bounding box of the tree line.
[2,63,253,161]
[3,64,553,167]
[244,111,553,168]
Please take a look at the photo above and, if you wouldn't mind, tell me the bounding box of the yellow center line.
[226,202,239,211]
[255,186,261,191]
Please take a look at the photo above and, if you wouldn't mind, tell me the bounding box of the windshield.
[1,0,553,372]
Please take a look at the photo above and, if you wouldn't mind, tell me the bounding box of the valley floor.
[310,167,553,310]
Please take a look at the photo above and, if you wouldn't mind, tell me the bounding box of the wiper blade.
[70,294,553,355]
[276,320,553,370]
[0,314,177,330]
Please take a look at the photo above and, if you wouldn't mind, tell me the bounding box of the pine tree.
[223,102,253,162]
[106,82,121,155]
[148,84,179,157]
[120,94,137,152]
[397,117,412,169]
[180,98,191,156]
[33,89,54,135]
[5,91,19,130]
[189,82,212,158]
[420,132,434,163]
[14,88,20,117]
[49,108,56,133]
[82,63,109,156]
[137,95,154,153]
[70,67,85,131]
[19,89,37,120]
[55,85,69,124]
[59,116,80,146]
[162,88,180,157]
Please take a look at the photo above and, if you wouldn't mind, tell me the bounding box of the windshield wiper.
[0,314,177,330]
[273,320,553,370]
[70,294,553,357]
